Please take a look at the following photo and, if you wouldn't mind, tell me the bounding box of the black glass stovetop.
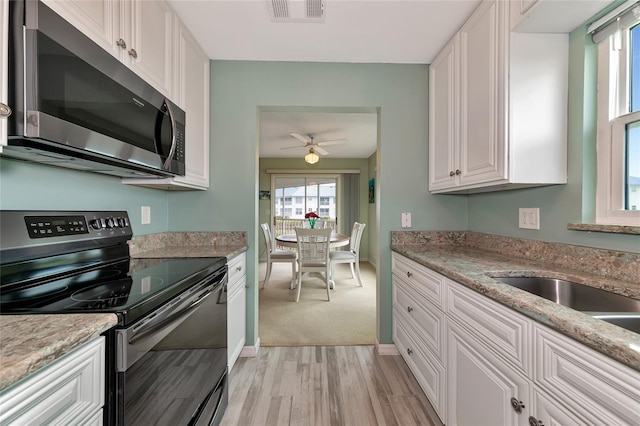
[0,256,227,326]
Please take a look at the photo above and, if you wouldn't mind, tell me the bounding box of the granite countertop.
[127,231,248,260]
[0,314,118,392]
[391,244,640,371]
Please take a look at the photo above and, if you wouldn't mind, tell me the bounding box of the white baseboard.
[240,338,260,357]
[375,339,400,356]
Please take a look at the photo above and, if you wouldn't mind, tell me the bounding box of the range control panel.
[20,212,131,240]
[25,215,89,238]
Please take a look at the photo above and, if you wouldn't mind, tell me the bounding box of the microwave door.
[155,100,177,171]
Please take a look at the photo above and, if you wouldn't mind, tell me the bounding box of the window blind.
[589,0,640,44]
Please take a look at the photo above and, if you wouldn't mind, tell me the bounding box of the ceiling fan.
[281,133,347,156]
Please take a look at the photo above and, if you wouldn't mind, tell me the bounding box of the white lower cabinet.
[227,253,246,371]
[392,252,640,426]
[0,337,105,425]
[447,322,531,426]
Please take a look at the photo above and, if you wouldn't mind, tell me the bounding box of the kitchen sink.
[492,276,640,333]
[589,314,640,334]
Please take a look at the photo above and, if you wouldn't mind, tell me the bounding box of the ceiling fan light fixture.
[305,148,319,164]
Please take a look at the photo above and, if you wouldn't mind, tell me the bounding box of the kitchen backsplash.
[390,231,640,283]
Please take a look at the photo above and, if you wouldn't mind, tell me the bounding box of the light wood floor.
[220,346,443,426]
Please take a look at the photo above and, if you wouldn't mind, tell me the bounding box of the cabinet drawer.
[393,279,446,362]
[392,253,445,308]
[393,314,446,422]
[535,325,640,426]
[228,253,246,283]
[447,281,531,377]
[0,337,105,425]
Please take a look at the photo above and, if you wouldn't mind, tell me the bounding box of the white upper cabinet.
[42,0,174,98]
[429,0,568,194]
[1,0,8,148]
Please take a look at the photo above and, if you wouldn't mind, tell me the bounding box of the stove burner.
[71,277,165,303]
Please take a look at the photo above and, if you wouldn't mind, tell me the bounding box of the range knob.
[89,218,104,230]
[116,217,129,228]
[104,217,115,229]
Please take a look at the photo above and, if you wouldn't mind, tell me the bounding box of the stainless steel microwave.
[4,0,186,178]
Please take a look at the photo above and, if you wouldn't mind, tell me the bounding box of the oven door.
[115,268,228,426]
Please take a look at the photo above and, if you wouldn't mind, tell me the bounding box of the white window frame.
[596,25,640,226]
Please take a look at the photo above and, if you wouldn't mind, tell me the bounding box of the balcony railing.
[273,218,336,238]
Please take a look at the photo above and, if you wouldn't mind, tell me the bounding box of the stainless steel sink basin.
[590,314,640,334]
[492,277,640,333]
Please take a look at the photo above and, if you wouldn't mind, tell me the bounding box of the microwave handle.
[162,99,177,170]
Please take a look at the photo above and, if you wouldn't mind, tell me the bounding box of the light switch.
[401,212,411,228]
[141,206,151,225]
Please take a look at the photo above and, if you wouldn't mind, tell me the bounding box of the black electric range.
[0,210,226,326]
[0,210,229,426]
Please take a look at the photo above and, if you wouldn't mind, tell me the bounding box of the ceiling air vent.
[267,0,326,23]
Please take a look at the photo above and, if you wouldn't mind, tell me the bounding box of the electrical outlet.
[518,208,540,230]
[141,206,151,225]
[401,212,411,228]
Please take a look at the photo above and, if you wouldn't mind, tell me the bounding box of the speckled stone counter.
[0,314,118,392]
[128,231,247,260]
[391,231,640,371]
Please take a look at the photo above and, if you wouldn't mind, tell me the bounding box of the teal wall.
[466,25,639,254]
[168,61,468,346]
[0,158,170,235]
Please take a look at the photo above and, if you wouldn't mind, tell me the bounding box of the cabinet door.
[174,24,210,189]
[448,322,531,426]
[41,0,121,58]
[1,0,7,148]
[126,0,174,97]
[459,0,507,186]
[429,35,458,191]
[227,254,246,371]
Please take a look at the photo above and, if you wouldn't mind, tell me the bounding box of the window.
[320,197,330,206]
[295,208,303,215]
[594,3,640,226]
[284,197,292,206]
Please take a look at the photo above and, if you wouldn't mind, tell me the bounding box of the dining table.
[275,232,350,249]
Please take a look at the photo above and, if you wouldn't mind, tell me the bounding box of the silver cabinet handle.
[407,348,413,355]
[455,169,461,175]
[510,397,525,414]
[0,103,11,118]
[528,416,544,426]
[128,48,138,59]
[116,38,127,49]
[449,171,455,177]
[407,271,413,278]
[236,266,242,272]
[407,306,413,313]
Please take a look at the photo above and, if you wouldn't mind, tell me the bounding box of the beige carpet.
[258,261,376,346]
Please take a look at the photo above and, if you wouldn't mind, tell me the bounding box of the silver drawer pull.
[0,103,12,118]
[407,348,413,355]
[407,306,413,313]
[510,397,525,414]
[528,417,544,426]
[116,38,127,48]
[236,266,242,272]
[407,271,413,278]
[128,49,138,59]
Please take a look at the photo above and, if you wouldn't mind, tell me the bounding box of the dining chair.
[260,223,297,289]
[330,222,366,287]
[294,227,333,302]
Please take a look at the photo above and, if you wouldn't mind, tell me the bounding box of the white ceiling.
[167,0,483,159]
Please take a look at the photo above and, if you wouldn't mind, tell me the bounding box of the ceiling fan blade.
[316,139,346,147]
[314,146,329,155]
[280,145,306,150]
[289,133,310,143]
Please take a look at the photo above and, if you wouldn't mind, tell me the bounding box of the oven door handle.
[128,284,214,346]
